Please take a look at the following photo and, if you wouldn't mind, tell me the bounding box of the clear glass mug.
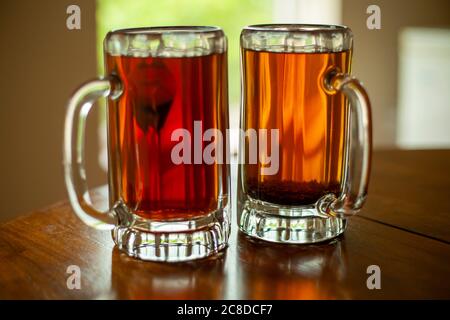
[238,24,372,244]
[64,26,230,262]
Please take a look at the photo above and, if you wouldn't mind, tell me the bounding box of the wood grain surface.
[0,150,449,299]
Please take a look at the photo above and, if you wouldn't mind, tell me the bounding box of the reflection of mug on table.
[111,248,226,299]
[237,234,349,299]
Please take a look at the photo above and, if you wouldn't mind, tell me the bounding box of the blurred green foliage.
[96,0,272,108]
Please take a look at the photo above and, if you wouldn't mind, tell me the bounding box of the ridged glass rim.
[243,23,351,33]
[241,24,353,53]
[104,26,226,57]
[108,26,224,36]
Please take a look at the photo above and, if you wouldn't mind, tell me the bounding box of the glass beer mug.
[64,27,230,262]
[238,24,372,244]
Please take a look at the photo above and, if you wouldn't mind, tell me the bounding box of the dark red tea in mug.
[106,53,228,219]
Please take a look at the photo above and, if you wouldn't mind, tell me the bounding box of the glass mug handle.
[63,76,122,229]
[319,70,373,218]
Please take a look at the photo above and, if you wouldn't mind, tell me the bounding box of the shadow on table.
[236,233,350,299]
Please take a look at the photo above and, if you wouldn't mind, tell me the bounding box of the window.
[96,0,343,168]
[96,0,272,110]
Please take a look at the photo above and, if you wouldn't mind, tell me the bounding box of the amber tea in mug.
[243,49,350,205]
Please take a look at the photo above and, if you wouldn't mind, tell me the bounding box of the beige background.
[0,0,104,222]
[343,0,450,147]
[0,0,449,221]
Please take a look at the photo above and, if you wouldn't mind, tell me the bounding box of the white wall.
[273,0,342,25]
[397,28,450,149]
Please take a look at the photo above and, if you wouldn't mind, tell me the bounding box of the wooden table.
[0,150,449,299]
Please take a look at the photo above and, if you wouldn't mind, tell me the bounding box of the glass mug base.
[112,202,230,262]
[238,196,346,244]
